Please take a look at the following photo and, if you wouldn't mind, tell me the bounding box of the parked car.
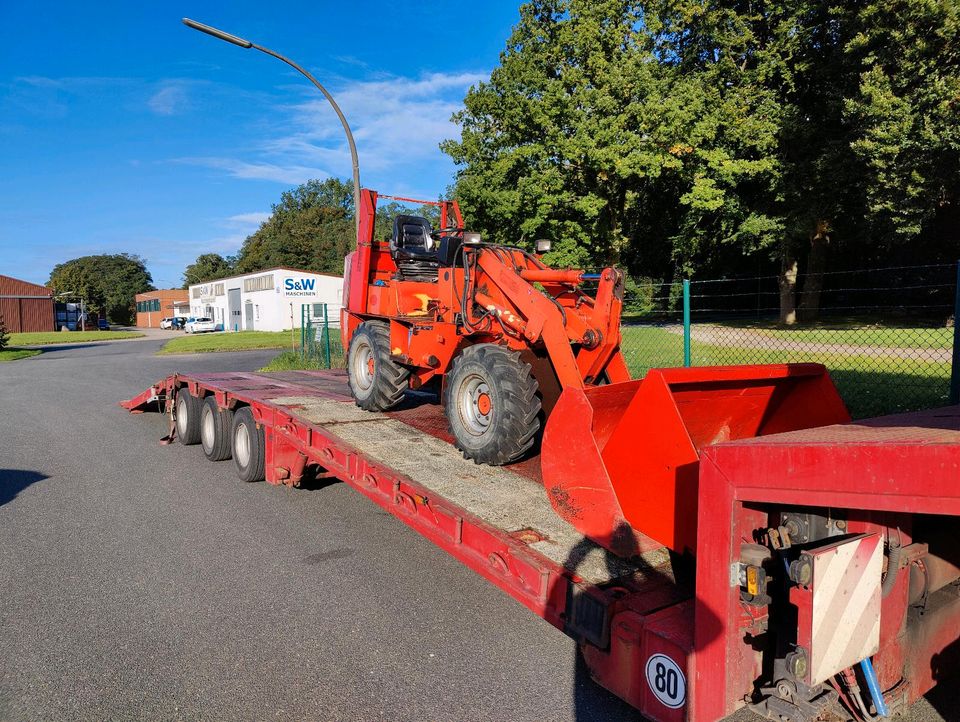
[185,317,217,334]
[159,317,175,330]
[98,319,110,331]
[174,316,188,330]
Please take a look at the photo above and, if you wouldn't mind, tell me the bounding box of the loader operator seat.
[391,215,440,282]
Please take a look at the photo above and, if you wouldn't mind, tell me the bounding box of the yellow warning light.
[746,565,761,596]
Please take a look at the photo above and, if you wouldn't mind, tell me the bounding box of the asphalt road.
[0,338,953,721]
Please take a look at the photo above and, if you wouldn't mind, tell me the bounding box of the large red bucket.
[541,364,850,556]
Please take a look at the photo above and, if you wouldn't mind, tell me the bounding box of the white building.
[188,267,343,332]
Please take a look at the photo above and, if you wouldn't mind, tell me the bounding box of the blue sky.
[0,2,518,288]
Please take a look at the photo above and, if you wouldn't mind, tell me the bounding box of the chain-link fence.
[299,303,345,369]
[620,262,960,419]
[300,263,959,419]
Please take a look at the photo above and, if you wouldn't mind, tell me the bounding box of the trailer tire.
[348,321,409,411]
[200,396,233,462]
[444,344,541,465]
[232,406,265,482]
[175,390,202,445]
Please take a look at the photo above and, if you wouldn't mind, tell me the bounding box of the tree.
[235,178,355,275]
[443,0,960,322]
[0,314,9,350]
[48,254,154,326]
[182,253,235,287]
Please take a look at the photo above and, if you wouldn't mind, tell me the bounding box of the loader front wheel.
[348,321,409,411]
[444,344,541,465]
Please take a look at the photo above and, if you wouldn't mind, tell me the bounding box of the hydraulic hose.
[881,531,903,599]
[859,658,889,718]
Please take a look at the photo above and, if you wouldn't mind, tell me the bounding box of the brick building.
[0,274,54,333]
[134,289,189,328]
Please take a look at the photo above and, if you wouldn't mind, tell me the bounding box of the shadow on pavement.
[0,469,48,507]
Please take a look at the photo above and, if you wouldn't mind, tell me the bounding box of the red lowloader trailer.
[123,369,960,721]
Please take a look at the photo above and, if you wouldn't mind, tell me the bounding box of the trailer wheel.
[348,321,409,411]
[232,406,265,482]
[175,390,201,445]
[200,396,233,462]
[444,344,541,465]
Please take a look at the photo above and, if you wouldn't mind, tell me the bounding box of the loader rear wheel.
[232,406,265,482]
[200,395,233,462]
[444,344,541,465]
[348,321,409,411]
[175,390,201,445]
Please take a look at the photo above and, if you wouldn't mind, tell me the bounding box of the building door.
[227,288,241,332]
[244,301,254,331]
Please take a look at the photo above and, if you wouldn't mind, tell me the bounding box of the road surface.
[0,338,953,720]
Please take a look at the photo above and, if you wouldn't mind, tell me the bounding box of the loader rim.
[456,374,492,435]
[351,338,375,392]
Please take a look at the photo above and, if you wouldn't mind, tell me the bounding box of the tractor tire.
[348,321,409,411]
[200,395,233,462]
[175,389,201,445]
[444,344,541,465]
[232,406,265,482]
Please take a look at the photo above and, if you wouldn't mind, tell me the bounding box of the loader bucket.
[541,364,850,557]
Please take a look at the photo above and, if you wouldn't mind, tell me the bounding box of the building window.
[243,274,274,293]
[136,299,161,313]
[191,287,202,298]
[214,283,225,296]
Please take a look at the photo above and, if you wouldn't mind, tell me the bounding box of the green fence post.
[300,304,305,358]
[950,260,960,405]
[682,279,692,367]
[323,303,332,369]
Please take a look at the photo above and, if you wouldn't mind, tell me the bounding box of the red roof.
[0,274,53,298]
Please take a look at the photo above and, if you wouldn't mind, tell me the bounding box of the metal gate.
[227,288,241,332]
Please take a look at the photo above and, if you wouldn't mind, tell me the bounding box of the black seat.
[391,215,440,281]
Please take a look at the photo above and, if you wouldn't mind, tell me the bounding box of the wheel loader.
[341,190,850,557]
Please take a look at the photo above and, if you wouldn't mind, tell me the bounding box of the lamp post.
[182,18,362,235]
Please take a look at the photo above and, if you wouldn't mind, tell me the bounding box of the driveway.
[0,339,953,721]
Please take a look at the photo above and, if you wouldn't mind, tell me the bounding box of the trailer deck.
[123,370,689,676]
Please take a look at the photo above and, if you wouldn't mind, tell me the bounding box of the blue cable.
[859,657,889,717]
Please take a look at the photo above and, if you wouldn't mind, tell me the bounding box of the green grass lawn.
[754,326,952,349]
[618,325,952,419]
[160,330,299,354]
[9,330,143,345]
[0,348,42,362]
[261,336,346,371]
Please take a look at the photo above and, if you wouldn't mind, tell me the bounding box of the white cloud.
[148,84,188,115]
[173,156,330,185]
[176,69,486,196]
[225,211,271,227]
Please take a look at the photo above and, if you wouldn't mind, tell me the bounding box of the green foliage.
[0,314,9,351]
[443,0,960,306]
[235,178,354,276]
[182,253,235,287]
[48,254,154,325]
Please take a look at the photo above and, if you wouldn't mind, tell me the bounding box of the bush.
[0,315,9,351]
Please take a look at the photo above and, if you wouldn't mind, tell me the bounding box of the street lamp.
[182,18,362,235]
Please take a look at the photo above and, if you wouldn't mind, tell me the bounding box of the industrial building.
[187,268,342,332]
[0,274,54,333]
[134,289,190,328]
